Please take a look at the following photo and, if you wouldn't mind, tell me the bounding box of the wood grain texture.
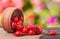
[0,28,42,39]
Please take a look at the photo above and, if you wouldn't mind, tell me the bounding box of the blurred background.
[0,0,60,28]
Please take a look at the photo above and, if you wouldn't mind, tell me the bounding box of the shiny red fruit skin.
[14,31,23,37]
[17,25,24,31]
[16,20,22,25]
[20,16,23,20]
[28,30,35,35]
[22,28,28,33]
[36,25,42,35]
[14,16,18,22]
[49,30,56,36]
[27,24,36,31]
[11,22,17,30]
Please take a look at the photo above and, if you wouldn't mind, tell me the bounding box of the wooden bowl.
[1,7,24,33]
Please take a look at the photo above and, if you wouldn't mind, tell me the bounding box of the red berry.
[22,28,28,33]
[16,21,20,25]
[16,20,22,25]
[11,22,16,30]
[27,24,36,31]
[14,31,23,37]
[49,30,56,36]
[14,16,18,22]
[28,30,35,35]
[17,25,24,31]
[20,16,23,20]
[36,25,42,35]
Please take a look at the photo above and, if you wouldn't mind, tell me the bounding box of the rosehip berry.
[16,20,22,25]
[36,25,42,35]
[22,28,28,33]
[14,31,23,37]
[14,16,18,22]
[28,30,35,35]
[27,24,36,31]
[17,25,24,31]
[11,22,17,30]
[20,16,23,20]
[16,21,20,25]
[49,30,56,36]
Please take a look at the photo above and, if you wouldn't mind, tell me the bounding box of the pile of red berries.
[14,24,42,37]
[10,16,57,37]
[10,16,42,37]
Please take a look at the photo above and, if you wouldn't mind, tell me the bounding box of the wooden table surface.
[0,28,42,39]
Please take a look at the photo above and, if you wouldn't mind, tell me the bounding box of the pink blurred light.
[39,3,45,10]
[12,0,24,8]
[0,5,3,13]
[0,2,4,13]
[57,2,60,6]
[2,2,12,8]
[34,3,45,13]
[1,0,9,4]
[30,0,41,6]
[47,16,56,24]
